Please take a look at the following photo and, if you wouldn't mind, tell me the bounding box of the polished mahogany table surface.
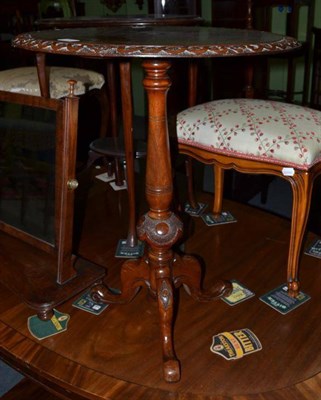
[12,26,301,383]
[14,26,300,58]
[35,14,204,29]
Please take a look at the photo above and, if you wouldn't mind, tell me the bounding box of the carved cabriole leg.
[172,254,232,301]
[152,252,180,382]
[137,215,182,380]
[91,258,150,304]
[287,172,312,297]
[213,165,224,216]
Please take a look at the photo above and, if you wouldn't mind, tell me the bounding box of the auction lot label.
[210,328,262,360]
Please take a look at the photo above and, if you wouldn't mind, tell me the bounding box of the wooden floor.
[2,168,321,399]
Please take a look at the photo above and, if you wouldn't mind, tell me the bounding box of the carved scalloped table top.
[13,26,301,59]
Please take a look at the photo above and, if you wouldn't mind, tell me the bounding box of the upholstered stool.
[0,66,105,98]
[0,66,108,137]
[177,98,321,297]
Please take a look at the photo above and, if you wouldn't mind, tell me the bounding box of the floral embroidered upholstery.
[0,66,105,99]
[177,98,321,171]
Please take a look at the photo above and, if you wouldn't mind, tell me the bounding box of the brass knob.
[67,179,78,190]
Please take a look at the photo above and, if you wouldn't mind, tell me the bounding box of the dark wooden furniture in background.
[310,27,321,110]
[13,25,300,383]
[211,0,315,104]
[40,0,84,17]
[147,0,201,15]
[0,0,39,69]
[0,0,39,33]
[254,0,315,104]
[211,0,254,100]
[0,0,87,70]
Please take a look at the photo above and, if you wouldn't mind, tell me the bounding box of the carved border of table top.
[12,27,301,59]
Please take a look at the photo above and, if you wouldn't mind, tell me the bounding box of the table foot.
[90,250,231,383]
[155,273,180,383]
[173,254,233,301]
[163,359,180,383]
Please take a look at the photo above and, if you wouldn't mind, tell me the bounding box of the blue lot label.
[260,284,310,314]
[201,211,237,226]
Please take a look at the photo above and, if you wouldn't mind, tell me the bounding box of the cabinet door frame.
[0,89,79,284]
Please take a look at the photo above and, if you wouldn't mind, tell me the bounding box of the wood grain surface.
[1,171,321,399]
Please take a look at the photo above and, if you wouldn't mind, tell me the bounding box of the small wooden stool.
[177,98,321,297]
[0,66,108,137]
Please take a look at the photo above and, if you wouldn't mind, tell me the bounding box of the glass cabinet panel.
[0,101,56,244]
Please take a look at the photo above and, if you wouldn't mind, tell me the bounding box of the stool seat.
[0,66,105,99]
[177,99,321,170]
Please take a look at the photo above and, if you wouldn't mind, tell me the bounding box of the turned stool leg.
[213,165,224,216]
[106,61,126,188]
[184,60,208,215]
[119,61,138,249]
[185,157,199,209]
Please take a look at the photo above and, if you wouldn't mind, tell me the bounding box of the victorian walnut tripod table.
[13,26,300,383]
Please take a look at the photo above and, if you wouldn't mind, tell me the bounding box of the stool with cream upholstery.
[177,98,321,297]
[0,65,108,137]
[0,66,104,98]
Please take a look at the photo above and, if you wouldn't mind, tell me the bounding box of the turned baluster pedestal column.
[91,59,232,383]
